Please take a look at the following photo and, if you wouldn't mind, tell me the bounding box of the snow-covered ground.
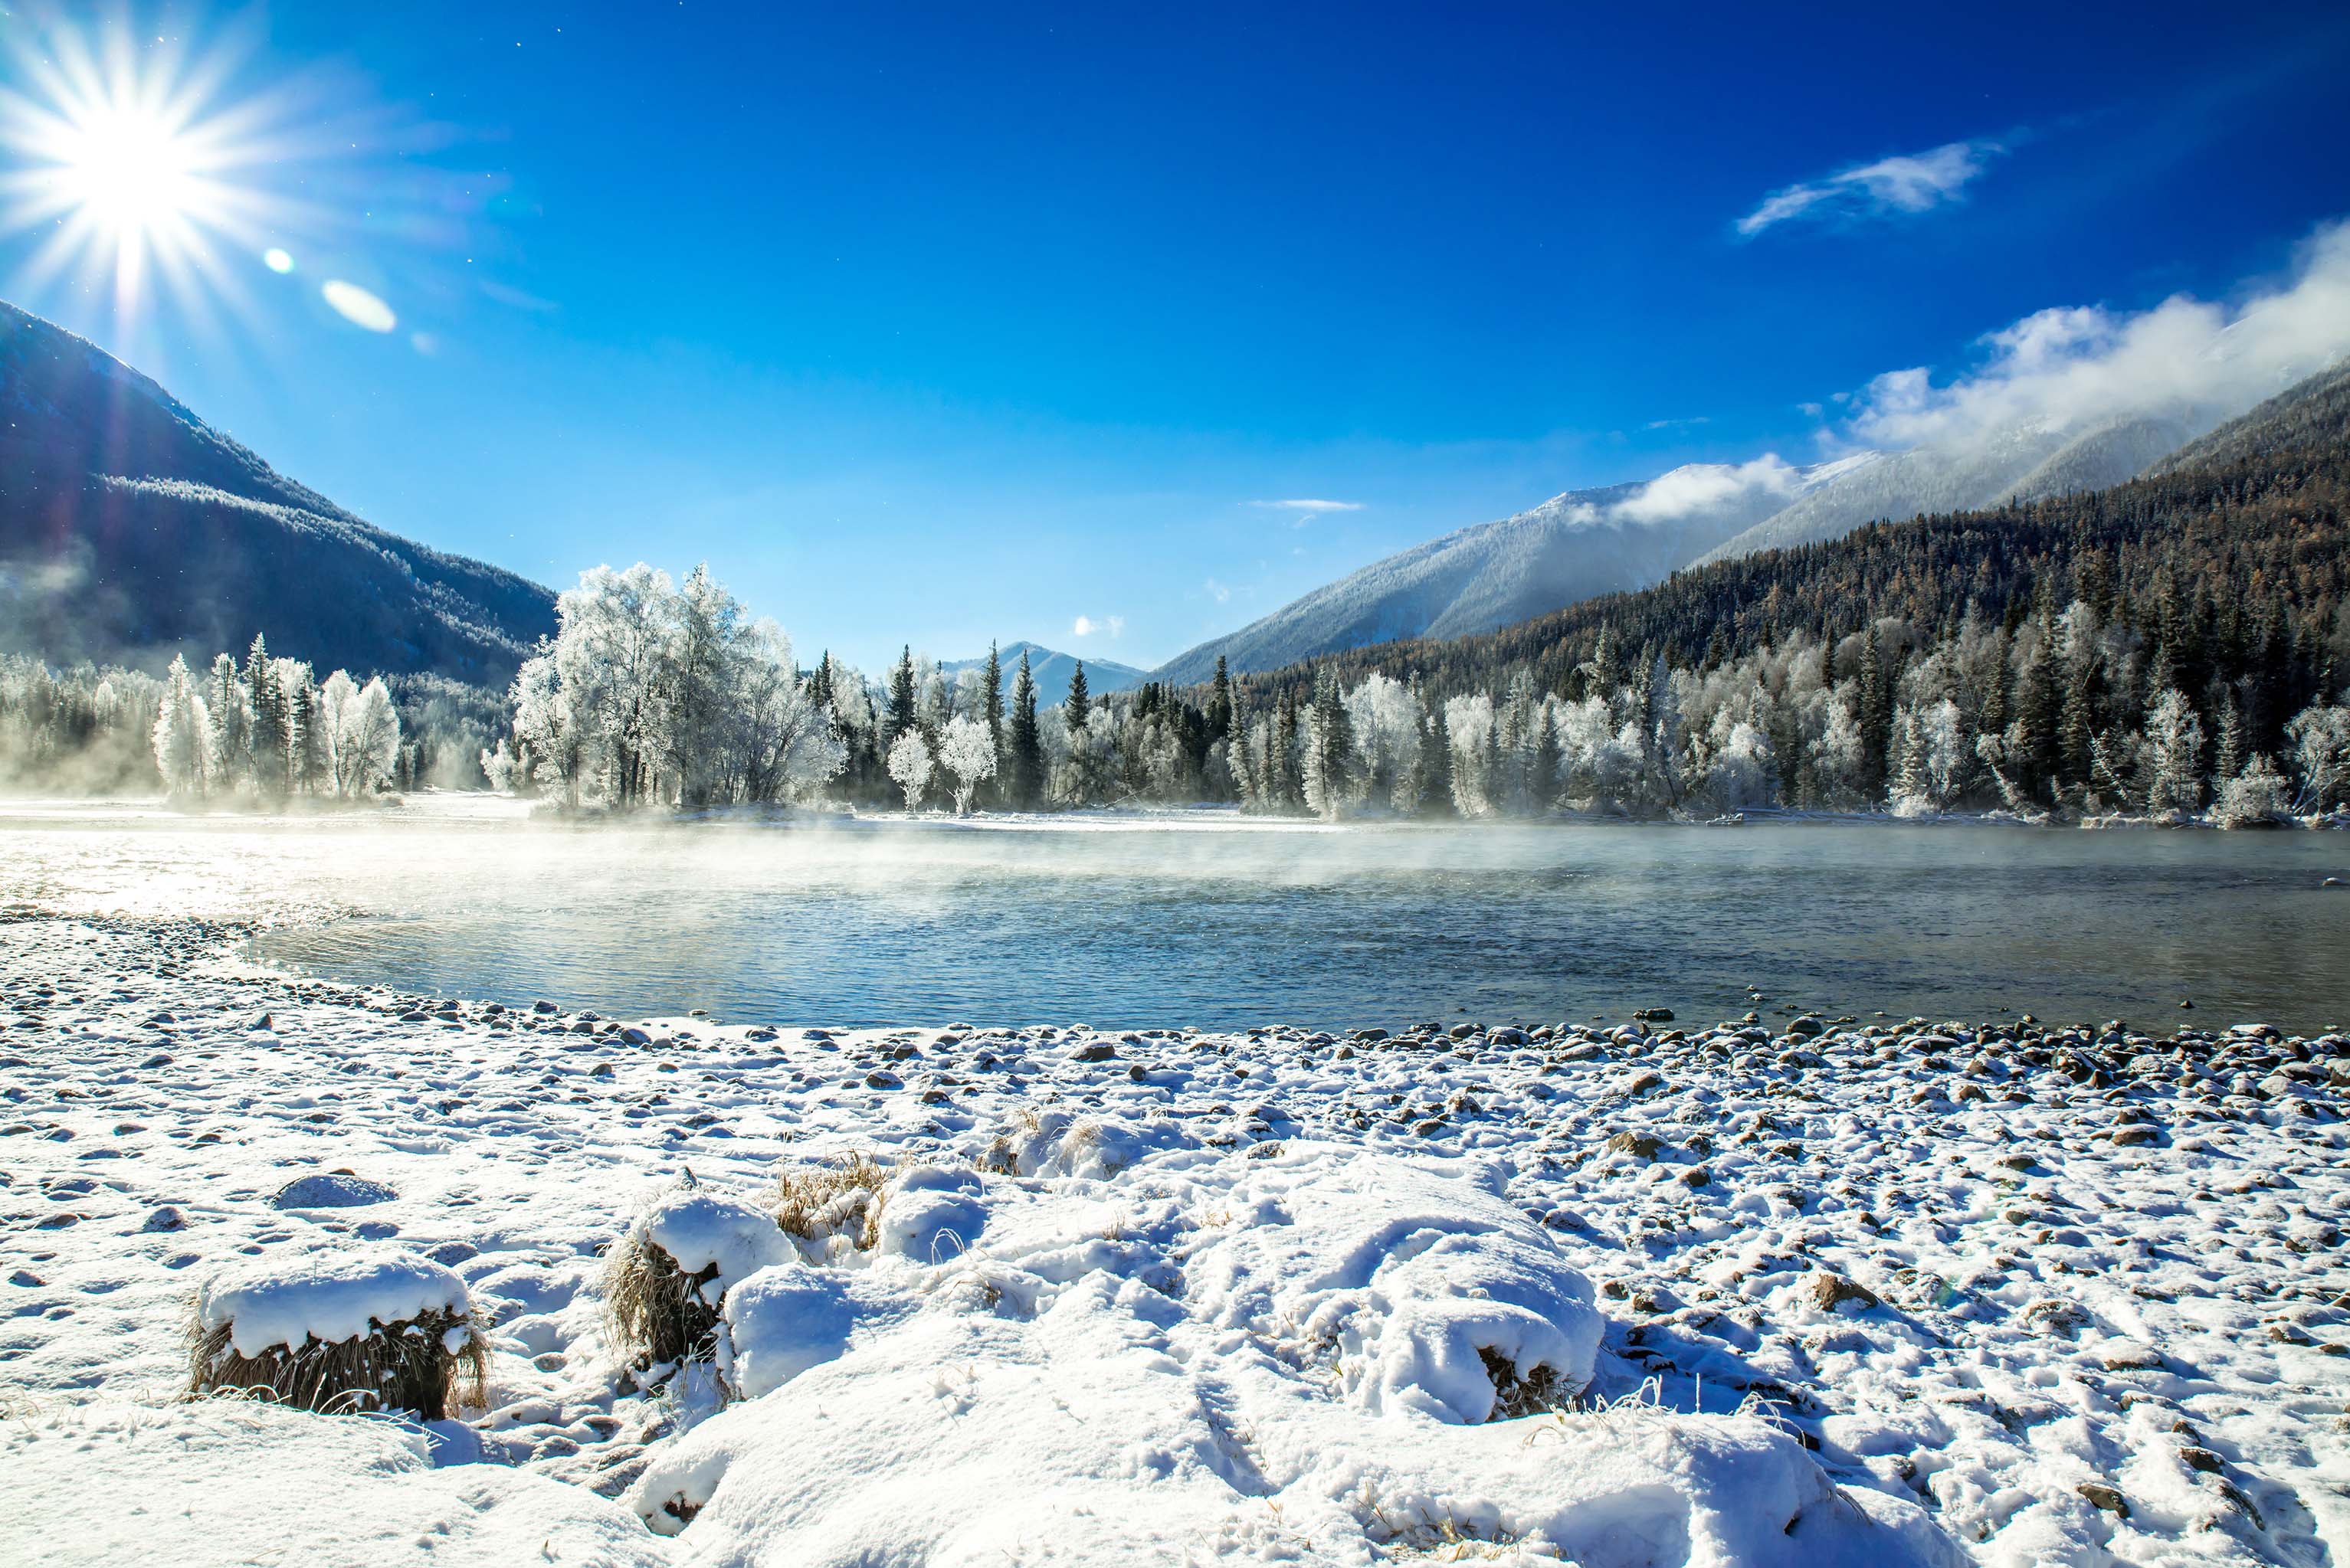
[4,905,2345,1566]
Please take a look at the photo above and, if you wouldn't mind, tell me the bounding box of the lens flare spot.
[264,247,293,273]
[321,279,396,333]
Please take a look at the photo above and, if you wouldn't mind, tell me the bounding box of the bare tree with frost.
[887,728,935,812]
[937,714,997,815]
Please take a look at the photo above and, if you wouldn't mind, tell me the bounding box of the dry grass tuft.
[602,1229,726,1373]
[186,1306,487,1419]
[1477,1347,1568,1420]
[773,1154,888,1250]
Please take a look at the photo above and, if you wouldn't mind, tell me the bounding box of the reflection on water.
[5,800,2347,1031]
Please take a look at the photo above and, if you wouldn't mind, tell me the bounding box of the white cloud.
[321,279,397,333]
[1608,455,1804,525]
[1071,614,1126,639]
[1250,498,1362,513]
[1204,578,1231,604]
[1842,218,2350,450]
[1736,139,2002,238]
[1641,415,1711,432]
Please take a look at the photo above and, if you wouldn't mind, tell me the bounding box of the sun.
[52,100,205,239]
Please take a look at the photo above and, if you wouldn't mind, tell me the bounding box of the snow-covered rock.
[639,1187,792,1295]
[196,1249,473,1357]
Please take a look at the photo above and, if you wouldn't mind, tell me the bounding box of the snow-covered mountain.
[0,300,556,682]
[1690,413,2200,568]
[1152,457,1873,685]
[943,641,1149,694]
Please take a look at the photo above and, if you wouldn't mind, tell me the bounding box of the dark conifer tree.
[1204,656,1234,746]
[1067,662,1090,731]
[1007,650,1042,809]
[1423,698,1455,816]
[886,646,916,745]
[1529,705,1562,810]
[1856,627,1889,801]
[246,633,286,796]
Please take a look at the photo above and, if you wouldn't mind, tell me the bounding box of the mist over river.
[5,797,2346,1033]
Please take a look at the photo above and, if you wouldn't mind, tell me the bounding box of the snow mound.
[270,1171,398,1208]
[1184,1147,1603,1422]
[629,1137,1959,1566]
[872,1164,988,1262]
[196,1249,472,1357]
[641,1187,791,1295]
[0,1401,672,1568]
[718,1263,911,1401]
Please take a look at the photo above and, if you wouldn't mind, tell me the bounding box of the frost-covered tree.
[886,728,934,812]
[2286,698,2348,813]
[1704,717,1775,812]
[333,677,402,796]
[151,655,212,797]
[937,714,997,816]
[245,634,287,797]
[206,652,247,791]
[2142,686,2205,814]
[2212,753,2289,828]
[1343,672,1421,814]
[729,620,846,804]
[1444,693,1496,817]
[280,661,328,795]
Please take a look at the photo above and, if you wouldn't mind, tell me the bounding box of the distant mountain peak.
[942,641,1148,692]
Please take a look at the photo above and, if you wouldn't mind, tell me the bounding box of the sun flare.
[52,100,204,237]
[0,21,301,314]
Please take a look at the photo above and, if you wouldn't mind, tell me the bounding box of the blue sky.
[5,1,2348,672]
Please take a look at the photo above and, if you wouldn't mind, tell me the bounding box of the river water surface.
[6,797,2347,1032]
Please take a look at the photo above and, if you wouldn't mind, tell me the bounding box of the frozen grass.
[1476,1347,1568,1421]
[601,1230,726,1376]
[185,1304,487,1420]
[772,1154,888,1252]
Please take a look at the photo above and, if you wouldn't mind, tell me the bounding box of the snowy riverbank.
[4,912,2346,1566]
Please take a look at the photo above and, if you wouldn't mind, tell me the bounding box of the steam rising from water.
[5,795,2344,1033]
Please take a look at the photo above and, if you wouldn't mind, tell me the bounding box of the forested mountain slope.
[2147,359,2350,476]
[0,301,556,683]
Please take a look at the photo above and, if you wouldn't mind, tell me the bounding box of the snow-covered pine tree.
[208,652,246,793]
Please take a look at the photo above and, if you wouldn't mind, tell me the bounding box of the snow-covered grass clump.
[602,1183,791,1379]
[188,1249,487,1419]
